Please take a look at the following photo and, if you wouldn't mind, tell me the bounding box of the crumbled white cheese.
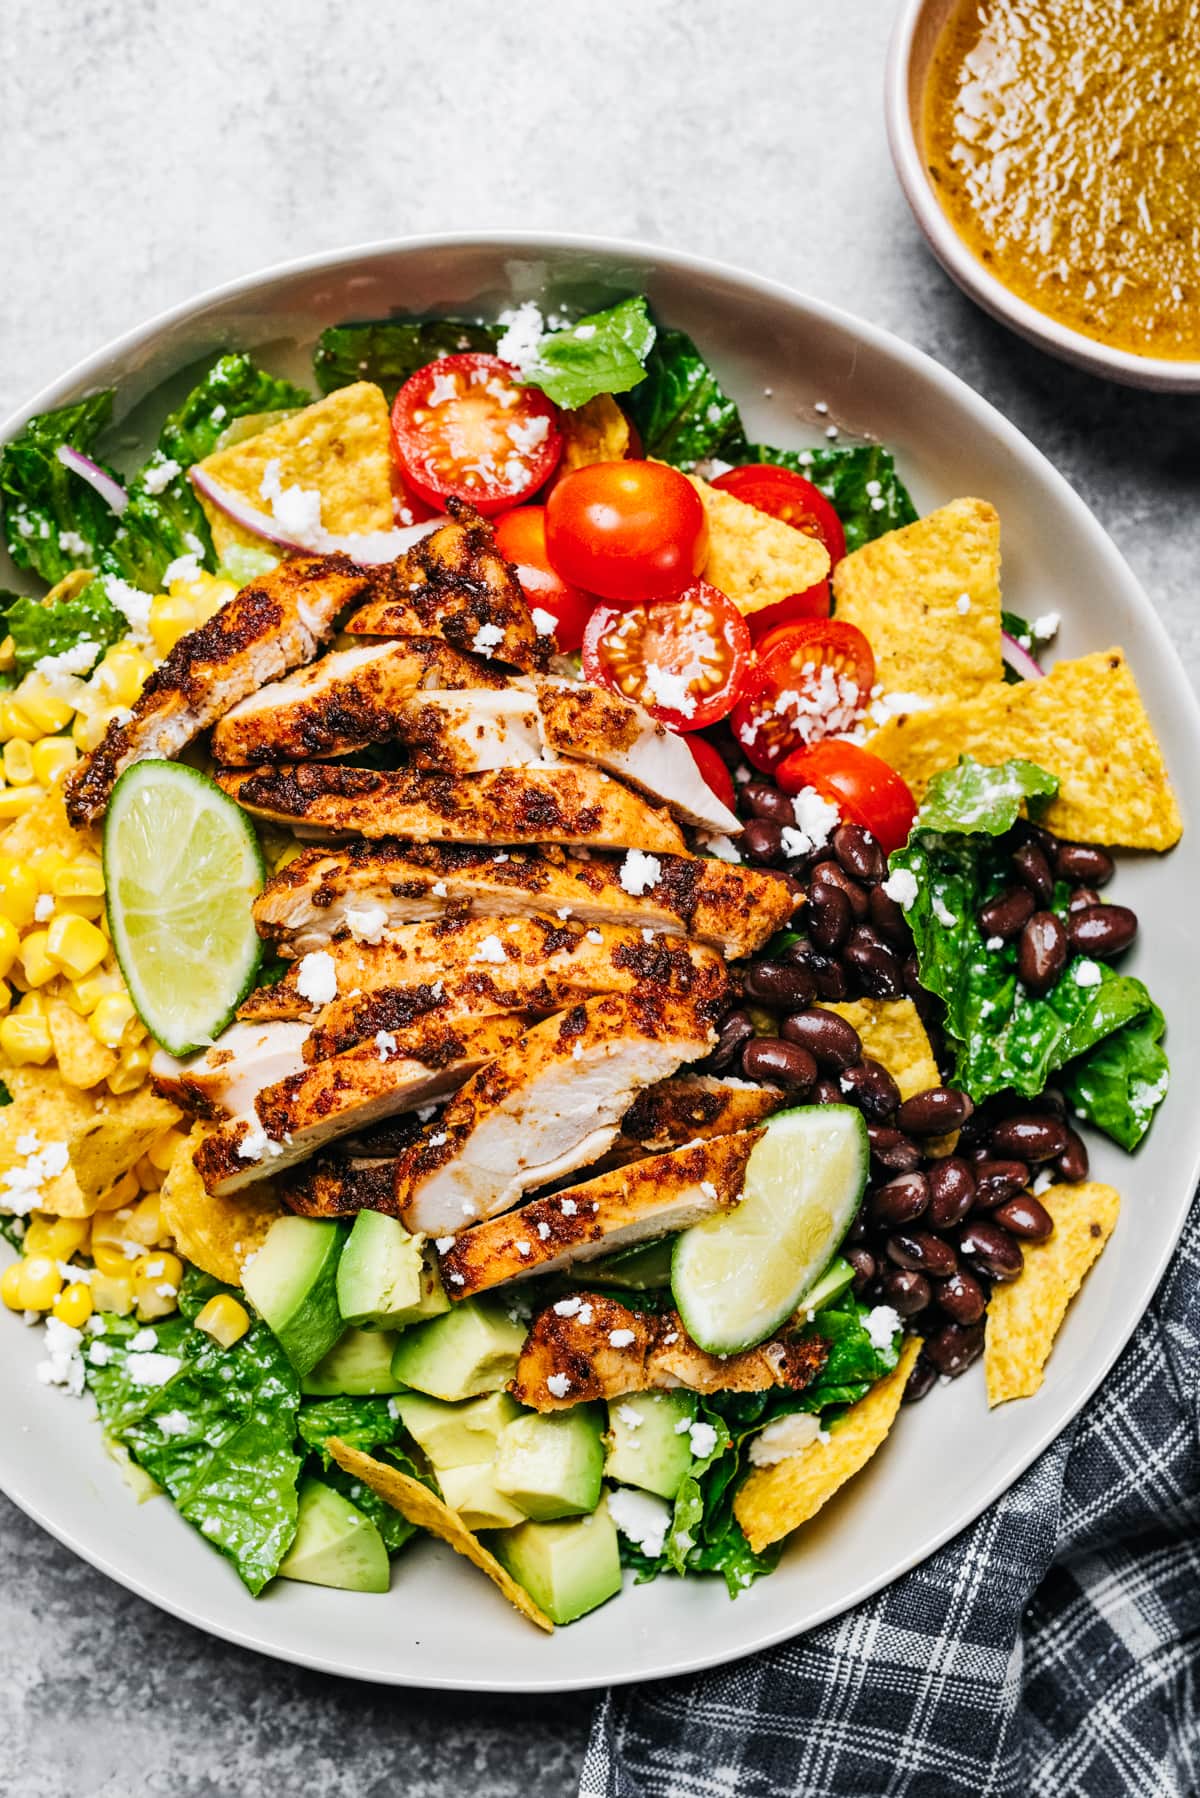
[931,893,958,929]
[985,935,1005,952]
[101,575,155,653]
[559,1198,577,1217]
[546,1371,571,1398]
[1031,1168,1055,1195]
[607,1486,671,1557]
[530,607,557,637]
[553,1296,583,1317]
[881,867,919,911]
[790,786,840,853]
[435,1235,456,1254]
[468,933,507,965]
[33,638,101,699]
[35,1316,85,1397]
[748,1412,822,1466]
[615,1403,643,1429]
[688,1419,718,1460]
[536,1221,551,1240]
[1031,612,1061,642]
[864,1304,902,1352]
[162,552,202,587]
[346,906,389,945]
[427,1131,448,1148]
[237,1118,281,1163]
[619,850,662,896]
[34,895,54,923]
[58,529,89,556]
[430,880,448,898]
[295,950,338,1007]
[641,662,696,717]
[125,1351,183,1388]
[130,1328,158,1351]
[585,928,603,945]
[955,593,972,615]
[141,455,181,495]
[516,1240,532,1258]
[1074,959,1103,988]
[471,622,505,658]
[155,1409,192,1437]
[608,1328,636,1348]
[699,1180,719,1201]
[2,1136,70,1215]
[374,1030,398,1060]
[703,835,742,863]
[494,302,545,372]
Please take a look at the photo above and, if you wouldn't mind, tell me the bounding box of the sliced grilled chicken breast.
[439,1131,763,1297]
[510,1294,830,1411]
[217,763,687,852]
[252,842,796,960]
[345,498,549,673]
[536,679,742,834]
[617,1074,785,1151]
[394,688,543,773]
[65,554,370,826]
[210,637,505,765]
[150,1020,310,1120]
[398,992,716,1235]
[194,1013,526,1196]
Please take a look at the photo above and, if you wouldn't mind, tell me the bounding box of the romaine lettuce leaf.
[0,393,121,584]
[626,327,743,469]
[521,297,656,410]
[314,318,499,398]
[4,582,127,678]
[158,353,310,468]
[297,1394,424,1554]
[1061,1001,1168,1151]
[913,754,1058,837]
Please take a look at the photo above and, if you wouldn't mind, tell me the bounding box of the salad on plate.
[0,293,1179,1629]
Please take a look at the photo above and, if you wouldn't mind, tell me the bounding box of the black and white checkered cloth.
[581,1195,1200,1798]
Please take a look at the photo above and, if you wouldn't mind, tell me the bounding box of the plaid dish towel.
[581,1195,1200,1798]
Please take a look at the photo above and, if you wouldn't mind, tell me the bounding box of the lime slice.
[671,1106,868,1355]
[104,760,265,1056]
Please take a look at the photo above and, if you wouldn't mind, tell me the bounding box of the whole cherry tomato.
[545,460,708,606]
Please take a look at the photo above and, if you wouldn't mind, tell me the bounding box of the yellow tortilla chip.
[194,383,395,562]
[560,394,630,469]
[46,998,117,1089]
[158,1125,282,1283]
[825,998,939,1101]
[687,476,830,616]
[735,1336,920,1553]
[834,497,1002,704]
[327,1438,554,1632]
[985,1181,1120,1405]
[69,1088,182,1200]
[2,785,92,859]
[870,648,1180,850]
[0,1068,99,1216]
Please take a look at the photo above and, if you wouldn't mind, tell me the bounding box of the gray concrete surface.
[1,2,1197,1794]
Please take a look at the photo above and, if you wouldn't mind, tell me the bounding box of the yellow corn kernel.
[0,786,46,820]
[0,916,20,983]
[71,704,105,753]
[0,1011,52,1065]
[0,697,40,743]
[120,1010,146,1048]
[13,675,76,736]
[195,1293,251,1348]
[90,991,135,1047]
[90,1210,137,1276]
[147,1127,188,1172]
[31,736,80,788]
[1,1260,27,1310]
[271,841,306,875]
[71,968,120,1013]
[2,739,35,786]
[45,913,107,978]
[0,856,37,929]
[133,1155,163,1192]
[24,1213,90,1261]
[90,1270,134,1315]
[53,1281,94,1329]
[0,635,14,673]
[17,930,56,988]
[50,855,104,899]
[15,1255,64,1311]
[107,1046,150,1094]
[93,1169,140,1214]
[92,645,152,710]
[133,1250,184,1321]
[50,894,105,922]
[13,988,48,1020]
[126,1192,164,1244]
[148,592,197,656]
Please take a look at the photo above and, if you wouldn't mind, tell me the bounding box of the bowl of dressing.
[886,0,1200,391]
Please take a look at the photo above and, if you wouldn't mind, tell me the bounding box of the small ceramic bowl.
[886,0,1200,393]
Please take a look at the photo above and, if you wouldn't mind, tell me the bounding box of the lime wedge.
[671,1106,868,1355]
[104,760,265,1056]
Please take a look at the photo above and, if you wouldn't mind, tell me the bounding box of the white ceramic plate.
[1,236,1197,1692]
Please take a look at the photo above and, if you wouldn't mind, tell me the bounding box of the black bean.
[993,1193,1054,1241]
[810,860,870,920]
[972,1159,1030,1208]
[845,1245,876,1294]
[1017,910,1068,994]
[895,1086,974,1135]
[1068,903,1138,959]
[742,819,784,866]
[709,1009,756,1071]
[1055,841,1114,887]
[958,1218,1023,1281]
[900,954,942,1030]
[1067,885,1102,914]
[869,882,910,946]
[844,925,905,998]
[780,1006,863,1069]
[1012,838,1054,903]
[1056,1126,1089,1184]
[989,1115,1069,1163]
[924,1320,985,1378]
[978,885,1036,942]
[926,1156,976,1228]
[882,1268,932,1317]
[886,1231,958,1277]
[840,1057,902,1121]
[936,1268,986,1325]
[902,1353,938,1403]
[866,1127,921,1174]
[743,960,818,1010]
[810,1076,844,1105]
[831,822,886,882]
[870,1171,930,1227]
[807,882,852,952]
[742,1038,818,1091]
[743,782,796,825]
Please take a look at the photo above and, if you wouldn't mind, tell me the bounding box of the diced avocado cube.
[301,1327,405,1396]
[336,1212,448,1327]
[604,1390,696,1500]
[242,1217,346,1376]
[278,1477,389,1594]
[436,1463,527,1530]
[394,1390,521,1468]
[495,1496,623,1624]
[390,1299,527,1402]
[494,1404,605,1521]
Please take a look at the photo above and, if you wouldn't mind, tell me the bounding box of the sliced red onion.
[1001,630,1044,681]
[55,445,129,516]
[188,465,440,563]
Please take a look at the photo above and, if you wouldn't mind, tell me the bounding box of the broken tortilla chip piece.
[869,648,1181,850]
[327,1438,554,1632]
[158,1125,282,1283]
[833,497,1002,705]
[193,382,395,562]
[985,1181,1120,1405]
[560,394,630,469]
[687,475,830,616]
[0,1070,98,1216]
[825,998,940,1102]
[3,785,92,859]
[69,1088,182,1200]
[46,998,118,1089]
[735,1335,920,1553]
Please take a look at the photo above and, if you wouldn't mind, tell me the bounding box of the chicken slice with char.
[394,688,543,773]
[217,762,687,853]
[251,842,796,961]
[150,1020,310,1120]
[510,1294,830,1412]
[64,554,370,826]
[397,992,717,1236]
[439,1131,763,1297]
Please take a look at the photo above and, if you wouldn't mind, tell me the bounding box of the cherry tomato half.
[776,740,916,854]
[390,354,563,516]
[687,735,737,815]
[751,585,832,653]
[730,620,875,774]
[545,461,708,607]
[581,581,752,732]
[493,506,596,652]
[711,463,847,565]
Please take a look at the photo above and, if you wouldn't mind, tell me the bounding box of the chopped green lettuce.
[297,1395,427,1555]
[314,318,499,398]
[0,393,121,584]
[157,353,310,469]
[520,297,656,410]
[1061,1002,1168,1151]
[913,754,1059,837]
[4,583,126,678]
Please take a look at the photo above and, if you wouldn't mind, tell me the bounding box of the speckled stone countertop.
[2,2,1197,1792]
